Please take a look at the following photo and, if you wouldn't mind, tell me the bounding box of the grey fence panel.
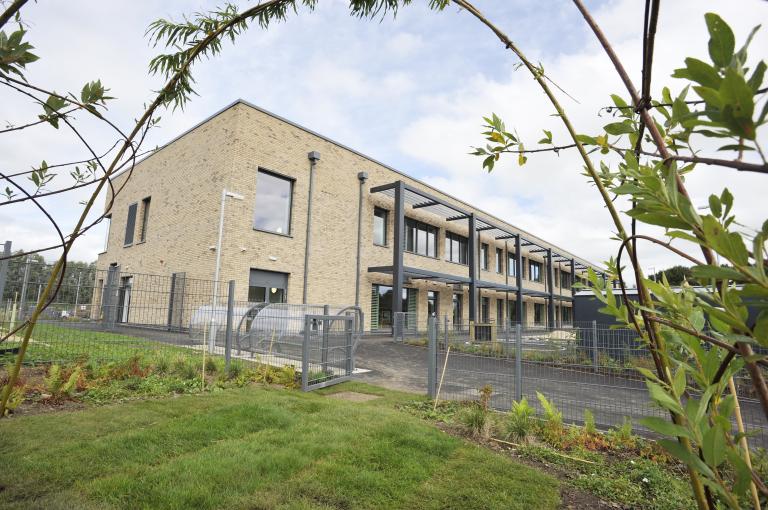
[302,314,355,391]
[426,318,767,447]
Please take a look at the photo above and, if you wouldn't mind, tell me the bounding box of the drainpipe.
[303,151,320,304]
[355,172,369,307]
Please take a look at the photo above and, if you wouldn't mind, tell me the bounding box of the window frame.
[495,247,504,274]
[124,202,138,247]
[507,252,517,277]
[404,217,438,258]
[445,231,468,265]
[373,207,389,247]
[480,243,489,271]
[138,196,151,243]
[253,168,295,237]
[529,260,543,283]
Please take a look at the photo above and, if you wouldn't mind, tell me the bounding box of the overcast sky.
[1,0,766,276]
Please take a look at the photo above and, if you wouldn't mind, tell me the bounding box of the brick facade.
[96,100,598,331]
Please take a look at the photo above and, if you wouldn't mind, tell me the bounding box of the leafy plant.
[506,398,535,442]
[536,392,564,447]
[583,409,597,436]
[459,403,491,439]
[44,364,82,400]
[0,384,24,415]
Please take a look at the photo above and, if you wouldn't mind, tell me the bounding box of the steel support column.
[569,258,576,295]
[515,235,523,325]
[392,181,405,327]
[468,213,477,322]
[0,240,10,304]
[546,248,555,330]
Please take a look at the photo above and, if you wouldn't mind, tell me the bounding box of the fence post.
[17,256,31,321]
[102,265,119,329]
[592,320,599,373]
[443,314,449,351]
[0,240,11,304]
[515,323,522,402]
[224,280,235,372]
[322,304,329,374]
[345,313,353,377]
[73,272,82,316]
[302,315,311,391]
[427,315,437,399]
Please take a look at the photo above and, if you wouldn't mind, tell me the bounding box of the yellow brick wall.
[97,101,582,330]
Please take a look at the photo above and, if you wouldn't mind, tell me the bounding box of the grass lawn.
[0,382,560,510]
[1,323,195,365]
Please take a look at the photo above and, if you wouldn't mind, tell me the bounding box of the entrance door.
[248,269,288,303]
[117,276,132,323]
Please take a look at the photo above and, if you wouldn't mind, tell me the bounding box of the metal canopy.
[369,181,603,277]
[367,265,471,285]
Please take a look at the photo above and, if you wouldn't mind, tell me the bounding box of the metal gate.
[302,314,354,391]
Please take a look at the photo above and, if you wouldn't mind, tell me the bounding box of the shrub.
[536,392,564,447]
[459,404,491,439]
[204,356,219,375]
[171,356,198,380]
[506,398,535,442]
[608,417,636,449]
[153,355,170,375]
[226,360,244,380]
[44,364,83,400]
[1,384,25,415]
[583,409,597,435]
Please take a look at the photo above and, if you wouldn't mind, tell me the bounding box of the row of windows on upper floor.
[373,207,576,288]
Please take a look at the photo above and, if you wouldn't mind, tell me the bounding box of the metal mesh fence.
[0,261,361,391]
[412,315,768,447]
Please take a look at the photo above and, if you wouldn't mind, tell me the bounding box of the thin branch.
[0,107,80,134]
[663,154,768,174]
[0,0,27,30]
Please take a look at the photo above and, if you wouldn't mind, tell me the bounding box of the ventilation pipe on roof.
[355,172,369,306]
[303,151,320,304]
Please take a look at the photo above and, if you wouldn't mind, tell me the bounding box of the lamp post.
[210,189,243,352]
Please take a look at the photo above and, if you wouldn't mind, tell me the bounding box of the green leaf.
[672,58,722,89]
[638,417,691,439]
[702,424,726,467]
[645,381,683,413]
[574,134,597,145]
[708,194,722,217]
[603,120,635,136]
[748,60,766,93]
[705,13,735,68]
[690,264,745,282]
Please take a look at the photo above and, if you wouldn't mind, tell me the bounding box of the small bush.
[171,356,198,380]
[1,384,25,415]
[608,417,636,449]
[506,398,535,442]
[583,409,597,435]
[153,356,170,375]
[459,404,491,439]
[205,356,219,375]
[536,392,564,447]
[226,360,244,380]
[44,365,83,400]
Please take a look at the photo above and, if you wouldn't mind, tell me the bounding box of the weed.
[506,398,535,442]
[226,359,244,380]
[205,356,219,375]
[459,404,491,439]
[153,356,170,375]
[536,392,564,447]
[44,364,83,400]
[608,417,636,449]
[1,384,25,415]
[583,409,597,435]
[171,355,197,380]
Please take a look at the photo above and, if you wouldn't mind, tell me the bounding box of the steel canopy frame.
[370,180,602,329]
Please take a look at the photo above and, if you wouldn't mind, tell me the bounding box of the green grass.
[0,323,196,365]
[0,382,560,510]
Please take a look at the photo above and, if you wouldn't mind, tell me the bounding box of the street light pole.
[210,189,243,352]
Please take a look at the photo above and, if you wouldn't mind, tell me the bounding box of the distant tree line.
[2,251,96,306]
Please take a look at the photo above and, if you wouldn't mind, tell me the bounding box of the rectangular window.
[427,290,438,318]
[481,296,490,323]
[534,303,545,325]
[124,203,137,246]
[496,299,504,325]
[507,300,517,323]
[480,243,489,271]
[562,306,572,323]
[560,270,572,289]
[507,252,517,277]
[452,293,463,327]
[495,248,503,273]
[445,232,468,264]
[139,197,151,243]
[102,214,111,252]
[373,207,388,246]
[405,218,437,257]
[530,260,543,282]
[254,169,293,235]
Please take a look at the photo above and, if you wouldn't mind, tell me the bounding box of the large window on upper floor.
[560,270,572,289]
[445,232,468,264]
[124,203,137,246]
[495,248,504,274]
[529,260,543,282]
[507,252,517,277]
[479,243,489,270]
[253,169,293,235]
[405,218,438,257]
[139,196,151,243]
[373,207,388,246]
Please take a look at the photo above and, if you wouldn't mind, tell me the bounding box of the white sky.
[1,0,766,277]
